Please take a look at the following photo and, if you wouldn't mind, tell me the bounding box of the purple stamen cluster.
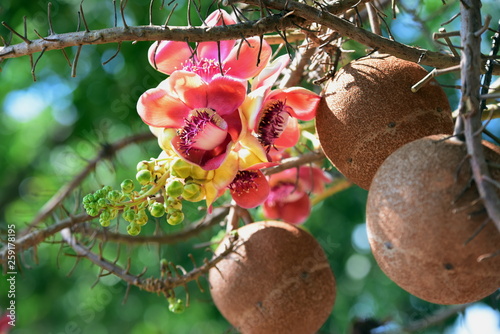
[183,58,225,82]
[257,100,288,152]
[178,109,217,154]
[228,171,259,195]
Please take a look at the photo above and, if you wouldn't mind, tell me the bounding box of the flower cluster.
[84,9,330,233]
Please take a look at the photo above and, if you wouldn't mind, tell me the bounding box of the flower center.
[257,99,290,152]
[228,170,259,195]
[178,108,228,154]
[182,58,225,82]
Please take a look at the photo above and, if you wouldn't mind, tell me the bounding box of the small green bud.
[83,194,95,204]
[97,198,107,208]
[168,298,185,314]
[136,160,151,172]
[109,208,119,220]
[99,217,111,227]
[94,189,105,199]
[170,158,192,179]
[86,208,99,217]
[166,198,182,213]
[182,183,204,202]
[135,210,149,226]
[166,179,184,198]
[167,210,184,225]
[121,179,135,193]
[107,190,121,202]
[123,209,136,222]
[136,169,152,185]
[149,202,166,217]
[100,209,111,221]
[102,185,112,194]
[127,223,141,236]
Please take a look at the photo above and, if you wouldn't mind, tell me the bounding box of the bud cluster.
[83,154,214,235]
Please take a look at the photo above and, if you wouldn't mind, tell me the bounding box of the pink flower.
[241,55,321,154]
[228,170,270,208]
[263,166,332,224]
[148,10,272,82]
[137,71,247,170]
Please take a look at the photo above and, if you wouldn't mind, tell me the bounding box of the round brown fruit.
[315,55,454,190]
[366,134,500,304]
[209,221,336,334]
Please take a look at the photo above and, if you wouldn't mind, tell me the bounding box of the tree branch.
[0,15,301,60]
[228,0,500,74]
[60,227,238,294]
[459,1,500,231]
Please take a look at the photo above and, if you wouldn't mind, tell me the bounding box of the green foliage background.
[0,1,499,333]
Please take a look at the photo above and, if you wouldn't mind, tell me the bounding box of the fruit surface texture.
[316,55,454,189]
[209,221,336,334]
[366,135,500,304]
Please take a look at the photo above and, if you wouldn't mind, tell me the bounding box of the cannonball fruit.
[366,134,500,304]
[315,55,454,189]
[209,221,336,334]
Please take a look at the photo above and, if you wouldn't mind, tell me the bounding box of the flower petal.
[298,166,333,194]
[263,192,311,225]
[137,87,191,128]
[161,71,208,109]
[268,87,320,121]
[230,170,270,209]
[273,117,300,148]
[224,36,272,80]
[197,10,236,61]
[148,41,193,74]
[251,54,290,91]
[205,76,247,115]
[240,87,266,130]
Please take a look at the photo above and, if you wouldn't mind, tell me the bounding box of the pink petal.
[274,117,300,148]
[251,54,290,91]
[172,135,233,170]
[137,87,191,128]
[197,10,236,61]
[263,193,311,225]
[268,87,320,121]
[205,76,247,115]
[161,71,208,109]
[148,41,193,74]
[230,170,270,209]
[224,36,272,80]
[298,166,333,194]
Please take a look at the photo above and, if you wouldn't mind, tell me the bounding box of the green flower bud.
[83,194,95,204]
[135,210,148,226]
[86,208,99,217]
[136,160,151,172]
[170,158,192,179]
[102,185,112,194]
[123,209,136,222]
[109,208,119,220]
[97,198,107,208]
[94,189,105,199]
[190,165,214,183]
[136,169,152,185]
[166,179,184,198]
[168,298,185,314]
[182,183,204,202]
[167,210,184,225]
[99,217,111,227]
[149,202,166,218]
[107,190,121,202]
[121,179,135,193]
[127,223,141,236]
[166,199,182,213]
